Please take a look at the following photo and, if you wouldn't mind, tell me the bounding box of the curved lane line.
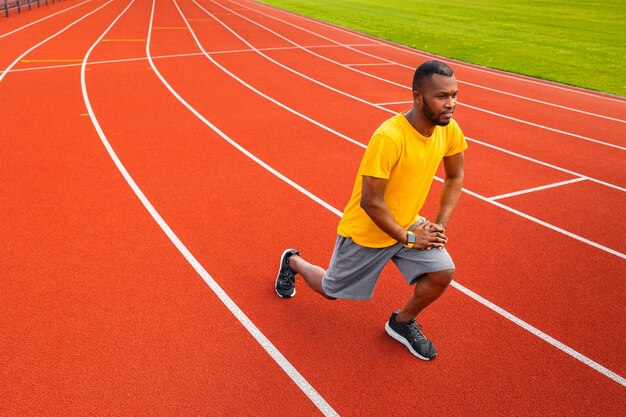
[461,102,626,150]
[460,136,625,194]
[3,44,380,74]
[0,0,113,84]
[81,0,339,415]
[218,0,626,144]
[0,0,93,39]
[230,0,626,124]
[203,0,626,179]
[188,0,626,242]
[146,0,625,387]
[197,0,393,113]
[240,0,626,105]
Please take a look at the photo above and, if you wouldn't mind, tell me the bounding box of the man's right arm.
[360,175,447,249]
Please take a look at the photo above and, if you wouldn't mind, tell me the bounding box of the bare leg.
[289,255,336,300]
[395,270,453,323]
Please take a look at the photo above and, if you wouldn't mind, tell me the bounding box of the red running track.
[1,0,625,415]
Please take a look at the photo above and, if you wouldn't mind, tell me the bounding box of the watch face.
[408,233,416,244]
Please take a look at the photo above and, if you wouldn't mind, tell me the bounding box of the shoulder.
[443,118,462,135]
[438,118,464,142]
[441,118,468,156]
[370,114,406,147]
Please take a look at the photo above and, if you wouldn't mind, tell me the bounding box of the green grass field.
[256,0,626,96]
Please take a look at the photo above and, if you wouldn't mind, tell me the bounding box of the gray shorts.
[321,234,455,300]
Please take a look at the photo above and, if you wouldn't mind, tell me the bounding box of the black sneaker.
[275,249,300,298]
[385,311,437,360]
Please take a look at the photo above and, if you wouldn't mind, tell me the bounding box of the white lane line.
[376,100,412,106]
[464,136,626,194]
[308,43,381,48]
[450,281,626,387]
[180,1,364,148]
[232,0,626,117]
[11,54,166,72]
[460,183,625,260]
[188,0,625,258]
[77,0,338,415]
[241,0,626,106]
[345,62,395,67]
[371,114,626,193]
[147,1,339,415]
[202,0,394,113]
[489,177,588,201]
[5,43,380,73]
[461,102,626,151]
[144,2,625,387]
[196,0,626,192]
[0,0,114,84]
[0,0,93,39]
[220,0,626,149]
[455,80,626,124]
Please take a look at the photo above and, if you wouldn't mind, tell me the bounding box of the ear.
[412,90,421,104]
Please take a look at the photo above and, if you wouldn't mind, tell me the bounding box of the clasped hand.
[410,221,448,250]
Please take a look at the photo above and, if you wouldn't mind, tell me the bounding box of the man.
[275,60,467,360]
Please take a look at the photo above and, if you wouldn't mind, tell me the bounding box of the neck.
[404,108,435,137]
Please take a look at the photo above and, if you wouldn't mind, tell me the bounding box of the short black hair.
[412,60,454,92]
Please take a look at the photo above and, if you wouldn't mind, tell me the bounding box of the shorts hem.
[409,266,456,285]
[322,291,372,301]
[322,275,373,300]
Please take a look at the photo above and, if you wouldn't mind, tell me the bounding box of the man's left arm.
[434,151,465,230]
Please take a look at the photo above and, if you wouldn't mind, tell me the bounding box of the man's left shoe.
[385,311,437,360]
[275,249,300,298]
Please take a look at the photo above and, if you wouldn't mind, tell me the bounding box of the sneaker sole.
[385,322,436,361]
[275,249,296,298]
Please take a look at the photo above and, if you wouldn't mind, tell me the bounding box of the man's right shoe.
[385,311,437,360]
[275,249,300,298]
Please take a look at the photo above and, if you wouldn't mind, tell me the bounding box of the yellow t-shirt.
[337,112,467,248]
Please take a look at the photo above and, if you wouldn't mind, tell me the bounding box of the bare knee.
[427,269,454,288]
[319,276,338,300]
[290,256,337,300]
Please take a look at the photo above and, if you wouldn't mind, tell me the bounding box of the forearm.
[361,200,408,244]
[435,176,463,228]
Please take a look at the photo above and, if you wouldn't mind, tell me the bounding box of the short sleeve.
[445,120,468,157]
[359,133,401,179]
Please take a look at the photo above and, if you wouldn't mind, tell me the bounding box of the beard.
[421,98,452,126]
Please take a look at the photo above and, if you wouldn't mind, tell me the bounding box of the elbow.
[360,198,371,213]
[360,197,377,214]
[447,172,464,184]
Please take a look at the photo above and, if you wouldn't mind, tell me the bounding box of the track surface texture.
[1,1,625,415]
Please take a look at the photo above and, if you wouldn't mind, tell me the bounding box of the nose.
[446,96,456,109]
